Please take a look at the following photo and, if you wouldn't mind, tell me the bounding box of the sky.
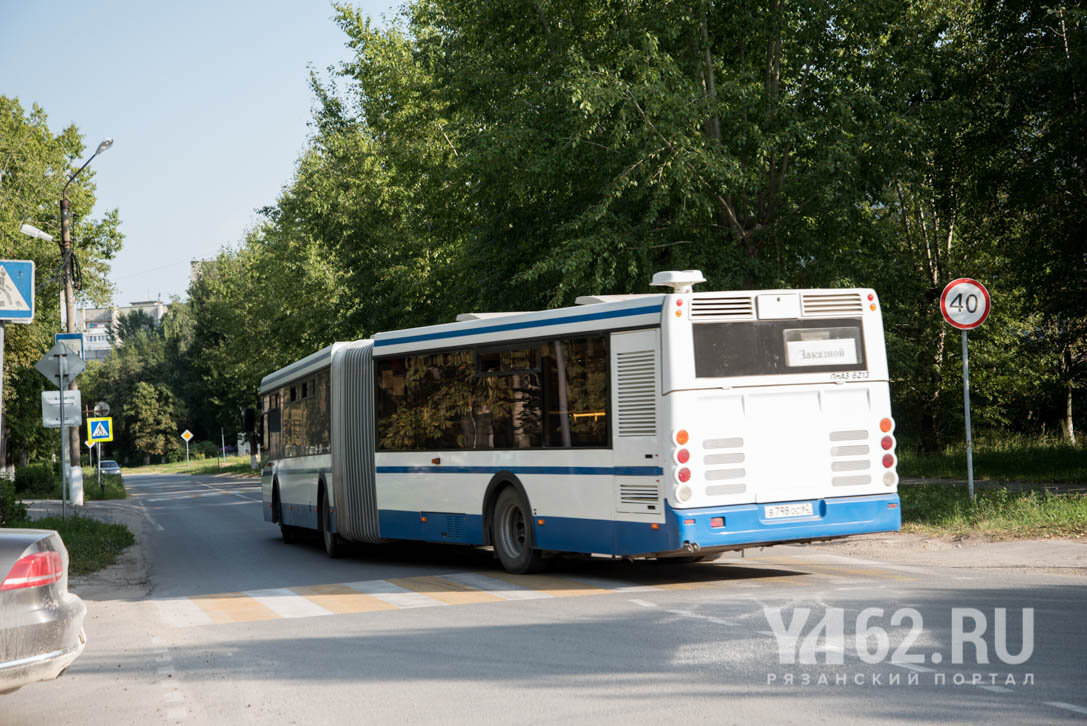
[1,0,396,306]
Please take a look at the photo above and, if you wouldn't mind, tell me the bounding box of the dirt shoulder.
[802,531,1087,577]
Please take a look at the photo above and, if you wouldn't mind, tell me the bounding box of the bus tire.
[274,481,298,544]
[319,488,342,559]
[492,487,545,574]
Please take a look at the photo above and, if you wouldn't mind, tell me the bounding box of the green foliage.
[0,479,27,526]
[8,514,135,576]
[127,381,182,459]
[0,96,124,467]
[192,440,218,458]
[14,462,57,496]
[899,437,1087,483]
[901,484,1087,538]
[78,469,127,500]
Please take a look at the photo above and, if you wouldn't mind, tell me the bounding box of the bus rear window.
[693,318,866,378]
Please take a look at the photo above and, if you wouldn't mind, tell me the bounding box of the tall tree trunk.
[1062,346,1076,443]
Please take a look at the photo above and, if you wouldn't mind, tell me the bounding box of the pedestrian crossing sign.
[88,416,113,443]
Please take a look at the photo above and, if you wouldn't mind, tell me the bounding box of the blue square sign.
[0,260,35,323]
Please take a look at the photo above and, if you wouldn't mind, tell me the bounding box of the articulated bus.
[260,270,900,573]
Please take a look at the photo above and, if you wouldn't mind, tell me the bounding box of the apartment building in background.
[78,299,169,361]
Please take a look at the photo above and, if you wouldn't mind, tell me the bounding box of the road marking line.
[290,584,399,614]
[977,685,1012,693]
[245,588,335,619]
[439,572,553,600]
[191,592,280,624]
[1047,702,1087,716]
[155,597,214,628]
[629,599,657,608]
[345,579,447,608]
[387,575,507,606]
[892,663,933,673]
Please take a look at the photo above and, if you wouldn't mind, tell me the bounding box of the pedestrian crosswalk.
[154,562,915,628]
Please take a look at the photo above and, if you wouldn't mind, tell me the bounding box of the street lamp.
[58,138,112,468]
[19,223,55,243]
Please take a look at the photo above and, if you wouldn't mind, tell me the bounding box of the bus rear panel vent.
[802,293,864,316]
[616,350,657,437]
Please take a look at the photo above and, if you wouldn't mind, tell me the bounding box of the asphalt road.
[4,473,1086,725]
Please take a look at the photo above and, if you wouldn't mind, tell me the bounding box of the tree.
[127,381,180,464]
[0,96,123,466]
[109,309,157,344]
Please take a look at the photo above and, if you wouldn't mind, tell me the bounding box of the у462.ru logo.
[764,607,1033,666]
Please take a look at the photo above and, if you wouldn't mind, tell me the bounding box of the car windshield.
[102,460,118,466]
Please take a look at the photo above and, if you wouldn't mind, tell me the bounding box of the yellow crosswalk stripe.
[290,583,399,614]
[387,576,507,605]
[191,592,280,624]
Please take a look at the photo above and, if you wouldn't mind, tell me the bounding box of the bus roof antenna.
[650,270,706,294]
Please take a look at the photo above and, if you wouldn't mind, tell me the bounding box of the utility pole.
[59,138,112,469]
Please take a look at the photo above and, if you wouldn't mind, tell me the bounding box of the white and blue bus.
[260,270,900,573]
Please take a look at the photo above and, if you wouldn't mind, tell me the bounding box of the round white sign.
[940,278,990,330]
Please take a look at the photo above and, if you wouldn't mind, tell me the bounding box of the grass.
[125,455,257,476]
[11,514,135,576]
[898,437,1086,482]
[17,469,127,500]
[900,483,1087,539]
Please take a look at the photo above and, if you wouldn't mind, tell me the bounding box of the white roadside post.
[939,278,992,502]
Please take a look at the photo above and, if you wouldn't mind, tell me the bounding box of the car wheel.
[319,488,342,558]
[492,487,546,574]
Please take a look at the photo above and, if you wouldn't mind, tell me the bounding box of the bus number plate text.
[764,502,814,519]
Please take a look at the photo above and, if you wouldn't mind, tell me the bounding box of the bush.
[0,479,27,526]
[193,441,219,458]
[14,462,57,496]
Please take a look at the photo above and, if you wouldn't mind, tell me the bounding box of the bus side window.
[542,336,609,448]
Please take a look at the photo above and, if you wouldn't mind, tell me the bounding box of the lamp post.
[59,138,112,467]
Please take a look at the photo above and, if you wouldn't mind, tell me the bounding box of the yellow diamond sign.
[181,429,193,442]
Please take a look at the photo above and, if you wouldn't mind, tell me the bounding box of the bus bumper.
[650,493,902,556]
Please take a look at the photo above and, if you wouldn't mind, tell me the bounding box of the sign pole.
[940,278,990,505]
[98,441,102,494]
[185,439,189,468]
[962,330,975,501]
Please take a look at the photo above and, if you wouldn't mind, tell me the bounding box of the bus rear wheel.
[319,488,342,559]
[492,487,545,574]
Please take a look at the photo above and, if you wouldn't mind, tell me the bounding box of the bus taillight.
[674,429,689,445]
[676,448,690,464]
[882,453,895,468]
[880,436,894,451]
[879,417,894,433]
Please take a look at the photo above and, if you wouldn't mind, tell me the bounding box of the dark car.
[99,460,122,476]
[0,528,86,695]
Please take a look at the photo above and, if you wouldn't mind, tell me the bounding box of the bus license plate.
[765,502,814,519]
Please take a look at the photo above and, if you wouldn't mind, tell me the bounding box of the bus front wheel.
[274,482,298,544]
[492,487,545,574]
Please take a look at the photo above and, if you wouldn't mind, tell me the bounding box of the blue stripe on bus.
[374,493,901,555]
[372,303,662,347]
[376,465,663,477]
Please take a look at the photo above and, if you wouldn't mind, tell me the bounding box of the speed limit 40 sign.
[940,278,990,330]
